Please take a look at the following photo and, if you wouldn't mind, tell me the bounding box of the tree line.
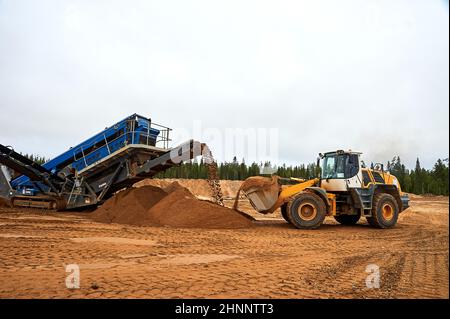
[21,153,47,165]
[19,154,449,196]
[386,156,448,196]
[157,156,449,196]
[156,156,320,180]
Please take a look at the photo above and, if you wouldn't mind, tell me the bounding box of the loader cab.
[319,150,363,192]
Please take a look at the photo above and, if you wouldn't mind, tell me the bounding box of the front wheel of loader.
[280,204,290,224]
[334,214,360,225]
[366,193,399,229]
[287,192,326,229]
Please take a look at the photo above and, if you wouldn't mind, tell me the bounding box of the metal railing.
[71,123,172,171]
[148,122,172,149]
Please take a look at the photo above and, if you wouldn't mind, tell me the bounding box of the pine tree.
[414,158,423,194]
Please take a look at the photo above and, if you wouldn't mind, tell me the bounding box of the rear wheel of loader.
[280,204,290,224]
[334,214,360,225]
[287,192,326,229]
[366,193,399,229]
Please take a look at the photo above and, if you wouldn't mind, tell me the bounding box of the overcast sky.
[0,0,448,168]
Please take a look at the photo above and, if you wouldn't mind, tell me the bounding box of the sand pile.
[135,178,243,199]
[90,182,253,229]
[90,186,168,225]
[239,175,280,192]
[233,175,280,211]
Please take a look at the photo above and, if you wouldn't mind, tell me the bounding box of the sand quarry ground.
[0,178,448,299]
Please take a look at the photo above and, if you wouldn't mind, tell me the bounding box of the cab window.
[321,153,360,179]
[345,154,359,178]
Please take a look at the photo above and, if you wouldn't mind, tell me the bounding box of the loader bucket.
[237,175,281,213]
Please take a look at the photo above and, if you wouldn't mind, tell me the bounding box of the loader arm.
[239,176,319,214]
[268,178,320,213]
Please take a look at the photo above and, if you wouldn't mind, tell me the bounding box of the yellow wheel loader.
[236,150,409,229]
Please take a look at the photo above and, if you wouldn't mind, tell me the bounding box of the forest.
[23,153,449,196]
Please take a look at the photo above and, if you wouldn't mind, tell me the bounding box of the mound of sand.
[147,188,253,229]
[90,186,168,225]
[239,175,279,192]
[90,182,253,229]
[134,178,243,199]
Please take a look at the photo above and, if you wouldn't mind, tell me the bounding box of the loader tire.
[287,192,326,229]
[281,204,290,224]
[367,193,399,229]
[334,214,360,225]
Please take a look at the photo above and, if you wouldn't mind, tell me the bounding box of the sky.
[0,0,448,169]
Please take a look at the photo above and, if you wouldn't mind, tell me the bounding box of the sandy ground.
[0,183,448,299]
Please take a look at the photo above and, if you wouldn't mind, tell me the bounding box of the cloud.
[0,0,448,169]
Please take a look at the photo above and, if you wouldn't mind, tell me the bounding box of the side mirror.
[316,157,321,178]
